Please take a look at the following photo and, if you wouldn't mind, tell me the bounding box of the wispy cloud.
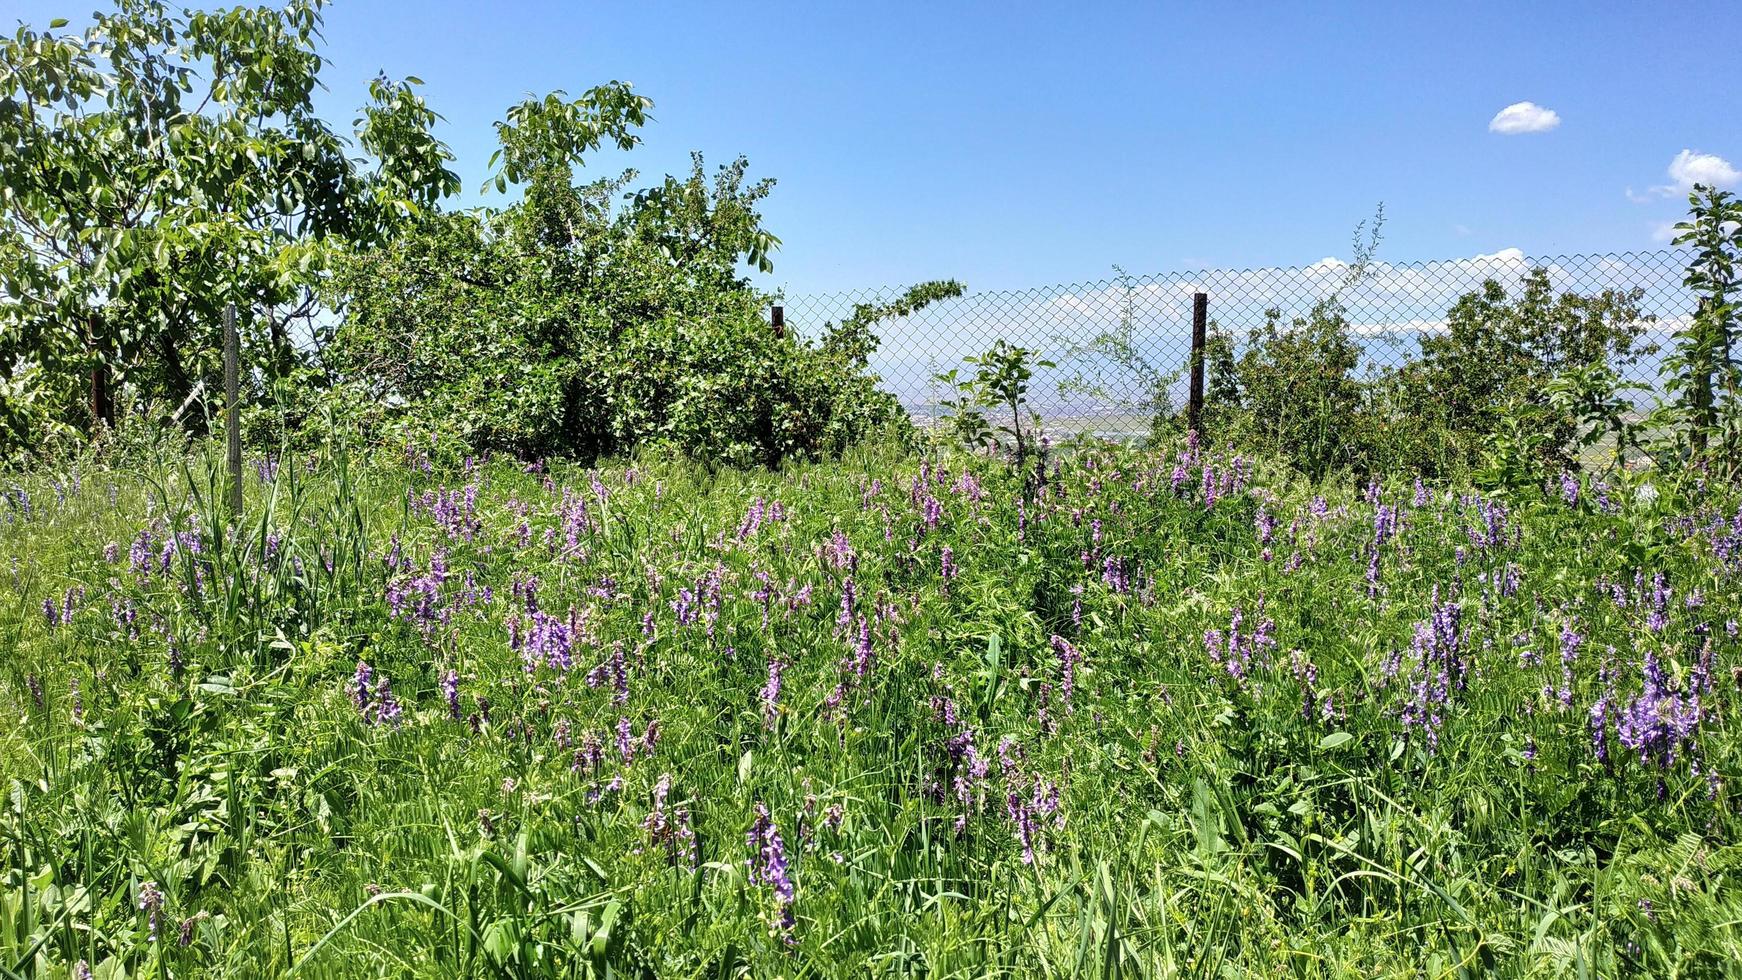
[1488,101,1560,135]
[1632,149,1741,201]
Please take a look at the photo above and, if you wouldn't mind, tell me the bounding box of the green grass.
[2,436,1740,977]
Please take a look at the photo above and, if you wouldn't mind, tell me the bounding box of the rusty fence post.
[224,303,243,519]
[771,304,785,339]
[1187,292,1207,435]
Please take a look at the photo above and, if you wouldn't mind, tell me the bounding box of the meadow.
[5,5,1742,976]
[2,434,1738,978]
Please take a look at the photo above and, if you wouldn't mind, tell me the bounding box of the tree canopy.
[0,0,459,448]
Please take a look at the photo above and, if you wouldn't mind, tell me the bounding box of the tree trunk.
[91,362,113,429]
[89,314,114,429]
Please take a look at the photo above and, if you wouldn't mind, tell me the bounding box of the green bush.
[1660,185,1742,472]
[1199,269,1651,481]
[324,155,917,466]
[1396,267,1650,473]
[0,4,463,459]
[1203,298,1367,479]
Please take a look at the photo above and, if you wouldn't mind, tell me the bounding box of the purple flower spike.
[747,803,796,942]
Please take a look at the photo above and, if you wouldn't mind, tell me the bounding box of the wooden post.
[1187,292,1208,435]
[771,304,785,339]
[224,303,243,519]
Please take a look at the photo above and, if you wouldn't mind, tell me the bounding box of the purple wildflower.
[616,717,636,764]
[1590,692,1612,763]
[443,669,461,720]
[761,655,784,727]
[1395,588,1465,751]
[139,881,164,942]
[1646,572,1671,633]
[1256,504,1276,548]
[1050,635,1082,708]
[1102,554,1129,593]
[747,804,796,941]
[351,661,374,714]
[642,774,697,867]
[1204,603,1277,683]
[373,676,402,725]
[1007,790,1039,864]
[610,640,629,705]
[1616,652,1702,769]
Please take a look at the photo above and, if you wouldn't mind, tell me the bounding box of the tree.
[327,90,909,466]
[819,279,964,371]
[0,0,458,453]
[1407,267,1648,470]
[1667,185,1742,462]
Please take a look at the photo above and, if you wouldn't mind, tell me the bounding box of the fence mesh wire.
[781,249,1694,440]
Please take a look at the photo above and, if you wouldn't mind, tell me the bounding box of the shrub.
[1202,298,1369,479]
[1199,268,1651,481]
[1661,185,1742,472]
[326,154,923,466]
[934,340,1054,492]
[1396,267,1650,473]
[1205,301,1365,480]
[0,4,461,458]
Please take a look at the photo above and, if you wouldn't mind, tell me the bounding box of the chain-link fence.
[781,249,1694,440]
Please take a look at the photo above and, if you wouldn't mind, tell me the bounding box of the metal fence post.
[771,304,785,339]
[1188,292,1208,434]
[224,303,243,519]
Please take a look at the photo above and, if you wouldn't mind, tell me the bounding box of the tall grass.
[2,436,1739,977]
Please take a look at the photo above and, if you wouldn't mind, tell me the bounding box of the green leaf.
[1318,731,1355,750]
[591,899,622,960]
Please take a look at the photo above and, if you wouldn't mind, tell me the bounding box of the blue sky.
[12,1,1742,294]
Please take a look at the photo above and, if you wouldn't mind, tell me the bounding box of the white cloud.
[1488,101,1560,135]
[1665,149,1740,193]
[1632,149,1741,201]
[866,247,1545,362]
[1349,318,1450,338]
[813,247,1693,411]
